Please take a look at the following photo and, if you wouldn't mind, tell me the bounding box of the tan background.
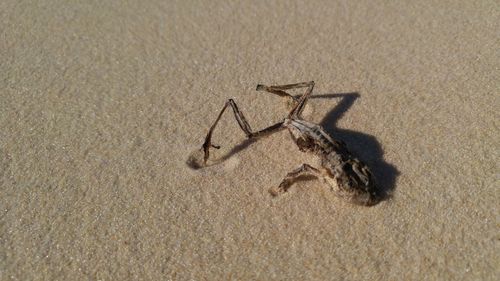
[1,0,498,280]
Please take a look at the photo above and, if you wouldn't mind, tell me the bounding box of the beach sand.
[1,1,498,280]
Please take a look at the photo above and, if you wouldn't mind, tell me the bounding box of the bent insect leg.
[256,81,313,100]
[269,163,321,196]
[255,81,315,118]
[202,99,284,164]
[256,81,314,102]
[288,81,315,118]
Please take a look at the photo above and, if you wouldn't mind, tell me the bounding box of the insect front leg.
[269,163,321,196]
[201,99,284,164]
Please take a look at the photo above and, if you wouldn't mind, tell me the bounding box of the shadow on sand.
[315,92,399,200]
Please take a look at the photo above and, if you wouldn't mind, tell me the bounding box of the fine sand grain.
[1,1,498,280]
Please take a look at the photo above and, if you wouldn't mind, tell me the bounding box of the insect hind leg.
[202,99,284,164]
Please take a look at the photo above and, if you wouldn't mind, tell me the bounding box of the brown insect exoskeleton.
[190,81,380,206]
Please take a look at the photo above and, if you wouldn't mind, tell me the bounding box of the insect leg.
[256,84,297,101]
[269,163,321,196]
[257,81,314,91]
[288,81,314,118]
[256,81,315,117]
[249,121,285,138]
[202,99,284,163]
[256,81,315,101]
[256,81,311,99]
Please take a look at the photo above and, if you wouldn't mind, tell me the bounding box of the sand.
[1,0,498,280]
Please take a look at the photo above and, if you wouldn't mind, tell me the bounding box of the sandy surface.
[1,1,499,280]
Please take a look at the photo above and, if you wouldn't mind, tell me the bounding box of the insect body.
[282,118,377,205]
[192,81,379,206]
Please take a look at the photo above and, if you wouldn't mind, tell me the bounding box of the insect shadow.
[191,92,399,201]
[315,92,399,200]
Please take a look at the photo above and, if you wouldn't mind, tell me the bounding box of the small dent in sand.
[186,148,205,169]
[223,157,240,171]
[186,147,239,172]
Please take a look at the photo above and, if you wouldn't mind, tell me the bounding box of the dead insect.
[190,81,380,206]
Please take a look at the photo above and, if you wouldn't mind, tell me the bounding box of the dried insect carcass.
[189,81,380,206]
